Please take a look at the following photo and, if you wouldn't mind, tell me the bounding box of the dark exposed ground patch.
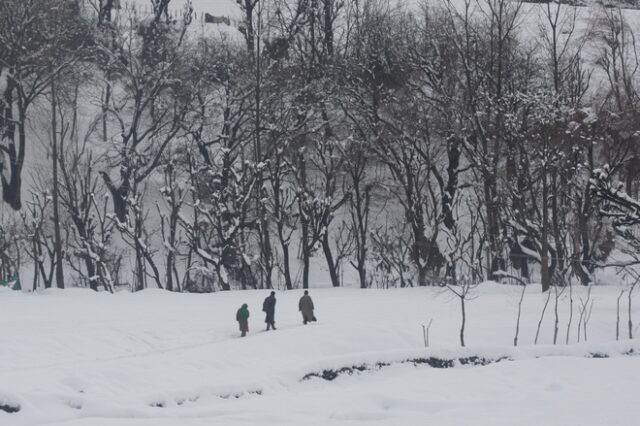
[587,352,609,359]
[301,355,507,381]
[150,389,263,408]
[302,351,635,381]
[0,402,20,414]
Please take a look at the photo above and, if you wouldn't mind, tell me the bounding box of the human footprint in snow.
[236,304,250,337]
[298,291,316,324]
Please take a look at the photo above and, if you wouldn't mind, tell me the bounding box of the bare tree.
[538,0,589,99]
[628,277,638,339]
[446,275,478,347]
[576,286,593,342]
[113,190,164,291]
[21,192,57,290]
[47,0,90,290]
[295,137,350,288]
[0,216,22,283]
[181,47,260,291]
[594,6,639,113]
[592,165,640,271]
[237,0,260,55]
[551,272,567,344]
[265,141,299,290]
[440,0,526,281]
[535,290,552,344]
[514,281,527,347]
[157,160,188,291]
[0,0,88,210]
[492,271,527,346]
[58,122,116,292]
[371,219,414,288]
[566,276,574,344]
[97,4,194,222]
[343,139,373,289]
[616,288,625,340]
[95,5,196,289]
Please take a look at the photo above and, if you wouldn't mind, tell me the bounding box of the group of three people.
[235,290,316,337]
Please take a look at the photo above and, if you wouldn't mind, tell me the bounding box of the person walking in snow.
[263,291,277,331]
[236,303,250,337]
[298,290,316,324]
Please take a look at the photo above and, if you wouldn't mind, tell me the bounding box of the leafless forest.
[1,0,640,293]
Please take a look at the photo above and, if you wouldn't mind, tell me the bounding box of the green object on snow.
[0,274,20,291]
[11,275,21,291]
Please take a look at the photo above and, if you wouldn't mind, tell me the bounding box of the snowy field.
[1,284,639,425]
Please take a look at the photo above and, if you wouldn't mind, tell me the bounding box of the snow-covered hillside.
[129,0,239,16]
[1,284,639,425]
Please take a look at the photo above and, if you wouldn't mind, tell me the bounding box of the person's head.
[304,290,309,295]
[270,291,275,296]
[242,303,248,308]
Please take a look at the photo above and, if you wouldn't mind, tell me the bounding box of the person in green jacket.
[0,274,20,290]
[236,304,250,337]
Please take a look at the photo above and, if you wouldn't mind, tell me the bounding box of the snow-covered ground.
[1,284,639,425]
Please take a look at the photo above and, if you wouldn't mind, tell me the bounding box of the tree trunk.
[550,169,564,273]
[281,241,293,290]
[85,257,98,291]
[418,266,427,288]
[629,283,636,339]
[298,151,310,289]
[541,172,550,293]
[322,232,340,287]
[166,251,174,292]
[165,206,179,292]
[484,172,502,280]
[134,213,145,291]
[254,22,274,289]
[260,216,273,289]
[1,96,26,211]
[347,144,371,289]
[102,86,110,142]
[51,74,65,290]
[32,237,39,290]
[460,297,466,347]
[410,205,429,286]
[218,263,231,291]
[302,240,310,289]
[242,0,256,55]
[275,189,293,289]
[323,0,334,57]
[578,142,595,284]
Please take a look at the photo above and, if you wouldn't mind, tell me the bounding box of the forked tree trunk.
[322,233,340,287]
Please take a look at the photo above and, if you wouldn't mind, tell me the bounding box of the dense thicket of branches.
[1,0,640,292]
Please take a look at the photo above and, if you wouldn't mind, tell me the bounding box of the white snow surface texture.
[0,284,639,425]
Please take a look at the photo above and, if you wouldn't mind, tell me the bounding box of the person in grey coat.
[298,290,316,324]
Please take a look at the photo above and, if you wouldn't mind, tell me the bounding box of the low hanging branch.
[591,165,640,251]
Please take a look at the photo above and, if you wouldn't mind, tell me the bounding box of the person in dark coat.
[298,290,316,324]
[236,303,250,337]
[263,291,277,330]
